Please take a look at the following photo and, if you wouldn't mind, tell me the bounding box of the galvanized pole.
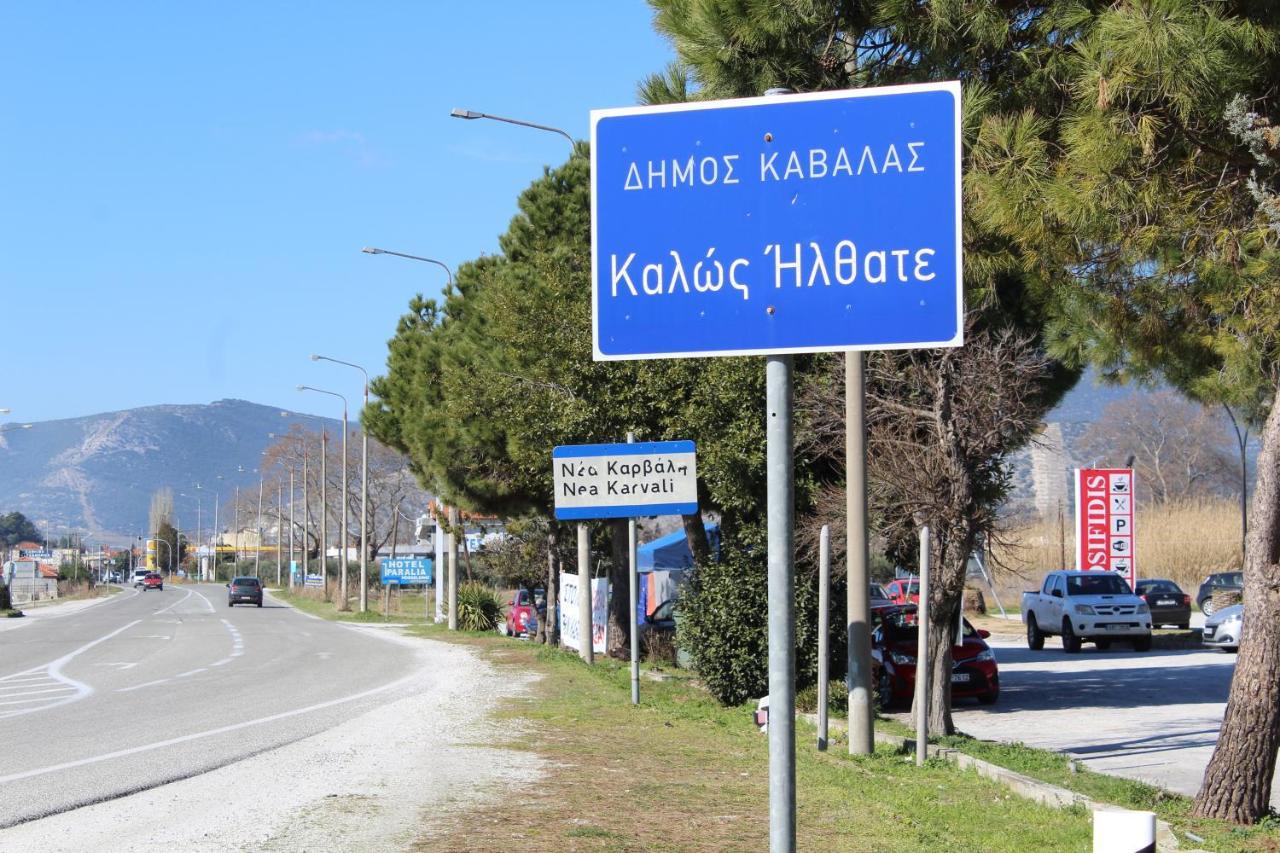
[847,352,874,754]
[320,432,329,600]
[255,476,263,578]
[288,468,295,588]
[627,431,640,705]
[211,498,219,582]
[577,522,593,664]
[276,480,283,586]
[339,408,349,610]
[359,387,368,614]
[448,505,460,630]
[302,446,309,582]
[766,353,796,853]
[916,525,930,767]
[818,524,830,751]
[434,507,445,623]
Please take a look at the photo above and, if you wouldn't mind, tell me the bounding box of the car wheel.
[1026,614,1045,650]
[1133,633,1152,652]
[1062,619,1082,654]
[977,689,998,705]
[256,601,262,608]
[1178,623,1190,631]
[876,671,896,711]
[1095,639,1111,650]
[1200,598,1217,617]
[228,602,234,607]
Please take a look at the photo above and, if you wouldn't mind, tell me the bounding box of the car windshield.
[651,599,676,621]
[516,590,532,606]
[870,584,887,599]
[1138,581,1180,595]
[1066,574,1130,596]
[1223,572,1243,585]
[233,578,259,587]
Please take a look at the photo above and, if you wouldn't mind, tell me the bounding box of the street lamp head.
[296,385,307,392]
[361,247,383,255]
[451,108,483,120]
[0,408,9,415]
[310,354,321,361]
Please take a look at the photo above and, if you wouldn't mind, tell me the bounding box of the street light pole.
[312,354,371,613]
[299,386,347,608]
[449,108,577,156]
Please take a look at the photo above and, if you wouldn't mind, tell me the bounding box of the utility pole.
[276,480,283,586]
[255,476,263,578]
[320,431,329,600]
[577,522,593,664]
[846,351,873,755]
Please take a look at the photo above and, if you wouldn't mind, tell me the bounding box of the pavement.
[945,617,1280,808]
[0,583,537,850]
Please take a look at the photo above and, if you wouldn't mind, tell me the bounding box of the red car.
[499,588,545,638]
[883,577,920,605]
[142,572,164,591]
[872,605,999,708]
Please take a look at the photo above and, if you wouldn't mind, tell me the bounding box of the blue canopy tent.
[636,523,719,624]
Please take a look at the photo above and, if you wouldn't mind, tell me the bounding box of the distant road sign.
[553,441,697,520]
[380,557,433,586]
[591,81,962,359]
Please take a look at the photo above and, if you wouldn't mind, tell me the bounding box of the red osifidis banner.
[1074,468,1136,590]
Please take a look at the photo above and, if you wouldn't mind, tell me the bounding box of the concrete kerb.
[800,713,1192,853]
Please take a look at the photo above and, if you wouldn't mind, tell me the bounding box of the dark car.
[1134,578,1192,629]
[869,583,894,611]
[142,572,164,591]
[1196,571,1243,616]
[227,576,263,607]
[871,605,999,708]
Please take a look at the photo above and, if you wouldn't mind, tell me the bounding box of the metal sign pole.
[578,522,593,664]
[767,353,796,852]
[847,352,874,754]
[817,524,830,751]
[627,431,640,705]
[916,525,930,767]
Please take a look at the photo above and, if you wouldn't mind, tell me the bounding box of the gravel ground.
[2,625,542,852]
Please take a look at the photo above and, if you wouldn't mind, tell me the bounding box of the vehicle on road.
[871,605,999,708]
[142,572,163,591]
[884,577,920,605]
[226,576,263,607]
[1202,604,1243,652]
[498,587,545,637]
[131,568,150,587]
[869,583,893,611]
[1196,571,1243,616]
[1022,570,1152,653]
[1134,578,1192,629]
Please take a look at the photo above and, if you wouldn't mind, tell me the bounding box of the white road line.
[0,686,77,699]
[0,619,143,720]
[115,679,171,694]
[194,591,216,613]
[176,668,206,678]
[153,588,195,615]
[0,671,420,785]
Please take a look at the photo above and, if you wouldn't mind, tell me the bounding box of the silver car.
[1202,604,1243,652]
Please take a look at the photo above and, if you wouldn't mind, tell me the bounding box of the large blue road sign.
[380,557,433,586]
[591,82,962,360]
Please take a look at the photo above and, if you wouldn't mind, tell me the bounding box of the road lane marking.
[0,686,78,699]
[153,588,194,615]
[194,591,216,613]
[0,618,143,720]
[115,679,172,693]
[176,668,206,678]
[0,671,420,784]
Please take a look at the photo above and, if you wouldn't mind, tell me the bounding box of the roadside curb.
[801,714,1194,853]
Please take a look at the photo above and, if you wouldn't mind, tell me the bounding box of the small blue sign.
[553,440,698,520]
[380,557,433,586]
[591,82,962,359]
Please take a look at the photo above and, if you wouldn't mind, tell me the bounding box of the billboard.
[1074,468,1136,589]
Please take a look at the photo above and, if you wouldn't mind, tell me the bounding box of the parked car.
[499,587,545,637]
[869,583,893,611]
[1021,570,1152,652]
[1196,571,1243,616]
[884,577,920,606]
[142,572,163,591]
[1202,604,1243,652]
[226,576,263,607]
[871,605,999,708]
[1134,579,1192,629]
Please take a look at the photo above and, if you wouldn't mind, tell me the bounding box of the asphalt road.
[948,623,1280,808]
[0,584,422,829]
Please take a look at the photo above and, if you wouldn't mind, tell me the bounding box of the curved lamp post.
[299,385,349,610]
[449,108,576,156]
[312,354,371,613]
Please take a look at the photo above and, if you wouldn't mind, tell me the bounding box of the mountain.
[0,400,339,545]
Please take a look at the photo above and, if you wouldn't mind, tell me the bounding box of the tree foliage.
[0,511,40,547]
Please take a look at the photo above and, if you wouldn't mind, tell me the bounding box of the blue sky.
[1,2,672,423]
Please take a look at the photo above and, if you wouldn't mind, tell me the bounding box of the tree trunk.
[607,519,630,656]
[682,513,711,564]
[1194,383,1280,823]
[911,536,971,736]
[542,521,560,646]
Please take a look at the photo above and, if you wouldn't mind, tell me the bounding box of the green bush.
[456,582,504,631]
[677,523,842,706]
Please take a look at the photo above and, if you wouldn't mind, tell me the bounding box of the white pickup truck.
[1022,570,1152,653]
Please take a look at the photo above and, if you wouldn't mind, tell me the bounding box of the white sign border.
[589,80,964,361]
